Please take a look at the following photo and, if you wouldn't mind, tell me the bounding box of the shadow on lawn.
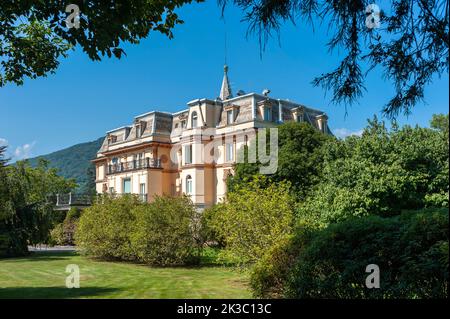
[5,251,77,263]
[0,286,119,299]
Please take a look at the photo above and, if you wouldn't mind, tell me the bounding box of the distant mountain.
[28,137,104,193]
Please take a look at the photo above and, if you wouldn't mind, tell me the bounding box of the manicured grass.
[0,251,251,299]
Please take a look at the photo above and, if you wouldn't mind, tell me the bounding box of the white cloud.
[13,141,36,160]
[0,138,8,147]
[333,128,364,139]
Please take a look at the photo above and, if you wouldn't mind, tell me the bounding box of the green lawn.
[0,251,251,299]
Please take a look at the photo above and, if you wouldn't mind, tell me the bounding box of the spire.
[219,64,232,100]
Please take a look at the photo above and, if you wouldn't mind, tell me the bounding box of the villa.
[93,66,331,209]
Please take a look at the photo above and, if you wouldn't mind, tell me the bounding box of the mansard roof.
[98,66,332,154]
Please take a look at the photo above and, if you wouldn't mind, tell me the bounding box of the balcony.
[107,158,161,175]
[55,193,92,210]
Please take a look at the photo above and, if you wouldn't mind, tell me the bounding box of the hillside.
[28,137,104,193]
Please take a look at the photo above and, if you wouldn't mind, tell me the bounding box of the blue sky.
[0,1,448,160]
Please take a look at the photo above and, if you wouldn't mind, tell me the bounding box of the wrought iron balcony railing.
[107,158,161,175]
[56,193,92,207]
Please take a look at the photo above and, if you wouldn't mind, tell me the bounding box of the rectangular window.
[139,183,146,202]
[184,145,192,164]
[264,107,271,121]
[136,153,144,168]
[227,110,234,125]
[186,177,193,195]
[123,178,131,194]
[135,124,141,138]
[226,143,234,162]
[109,187,115,194]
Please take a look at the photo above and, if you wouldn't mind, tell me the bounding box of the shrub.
[131,195,200,266]
[250,235,296,298]
[75,194,142,260]
[75,194,200,266]
[250,220,318,298]
[208,177,295,265]
[50,208,80,246]
[251,208,449,298]
[200,203,226,247]
[49,223,64,246]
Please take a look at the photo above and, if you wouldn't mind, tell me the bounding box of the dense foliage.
[298,116,449,226]
[76,194,201,266]
[252,208,448,299]
[207,178,295,265]
[75,195,142,260]
[0,150,76,257]
[131,196,201,266]
[226,114,449,298]
[229,122,330,199]
[0,1,203,86]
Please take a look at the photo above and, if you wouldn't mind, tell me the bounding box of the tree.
[431,113,449,138]
[0,0,202,86]
[220,0,449,117]
[84,163,97,196]
[297,115,449,226]
[0,146,9,218]
[229,121,331,199]
[0,156,76,257]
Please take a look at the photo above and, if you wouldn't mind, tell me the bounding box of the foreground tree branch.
[221,0,449,117]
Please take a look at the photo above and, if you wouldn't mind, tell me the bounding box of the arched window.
[191,111,198,128]
[186,175,193,195]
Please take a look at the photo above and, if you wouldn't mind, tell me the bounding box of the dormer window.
[294,107,305,122]
[224,104,239,125]
[316,114,328,134]
[108,135,117,144]
[135,123,141,138]
[191,111,198,128]
[227,110,234,125]
[264,107,272,121]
